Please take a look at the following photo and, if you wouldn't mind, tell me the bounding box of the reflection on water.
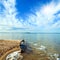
[0,32,60,53]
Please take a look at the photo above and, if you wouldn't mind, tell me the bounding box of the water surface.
[0,32,60,53]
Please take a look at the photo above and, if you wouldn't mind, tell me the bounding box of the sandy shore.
[0,40,21,60]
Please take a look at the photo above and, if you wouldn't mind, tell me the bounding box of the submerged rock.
[36,45,47,53]
[33,43,37,46]
[57,58,60,60]
[6,51,23,60]
[54,53,59,58]
[53,53,60,60]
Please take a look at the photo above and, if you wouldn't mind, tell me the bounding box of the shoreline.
[0,47,20,60]
[0,40,21,60]
[0,40,59,60]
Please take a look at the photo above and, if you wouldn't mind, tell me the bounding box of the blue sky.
[0,0,60,32]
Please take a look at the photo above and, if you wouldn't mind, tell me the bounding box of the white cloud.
[51,20,60,28]
[0,0,35,32]
[0,0,60,32]
[27,1,60,32]
[0,0,25,31]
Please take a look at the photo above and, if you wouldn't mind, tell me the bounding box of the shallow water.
[0,32,60,53]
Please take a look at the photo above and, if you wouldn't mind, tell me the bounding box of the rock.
[54,53,59,57]
[36,45,47,53]
[40,45,47,50]
[53,53,60,60]
[57,58,60,60]
[33,43,37,46]
[6,51,23,60]
[40,53,46,57]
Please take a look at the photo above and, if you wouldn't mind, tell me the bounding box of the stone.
[6,51,23,60]
[36,45,47,53]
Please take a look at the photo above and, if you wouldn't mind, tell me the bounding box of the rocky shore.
[6,44,60,60]
[6,51,23,60]
[0,40,60,60]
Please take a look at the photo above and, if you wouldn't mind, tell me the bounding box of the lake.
[0,32,60,53]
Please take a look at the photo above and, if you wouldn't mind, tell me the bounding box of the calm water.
[0,32,60,53]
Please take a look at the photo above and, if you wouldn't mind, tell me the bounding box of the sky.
[0,0,60,32]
